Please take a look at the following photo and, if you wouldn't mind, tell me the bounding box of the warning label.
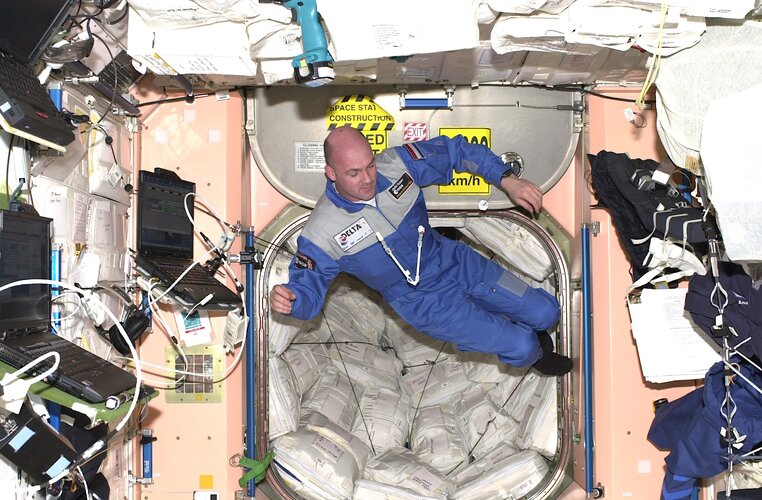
[438,127,492,196]
[327,95,395,154]
[294,142,325,172]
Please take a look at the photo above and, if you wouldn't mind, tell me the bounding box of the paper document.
[627,288,721,383]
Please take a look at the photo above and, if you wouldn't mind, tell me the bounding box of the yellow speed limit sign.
[327,95,394,154]
[438,128,492,195]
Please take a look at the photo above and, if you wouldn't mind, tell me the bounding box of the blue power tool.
[281,0,335,87]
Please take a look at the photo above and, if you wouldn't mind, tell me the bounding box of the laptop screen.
[137,170,196,259]
[0,0,75,65]
[0,210,52,332]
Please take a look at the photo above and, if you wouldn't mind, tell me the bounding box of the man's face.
[326,149,377,202]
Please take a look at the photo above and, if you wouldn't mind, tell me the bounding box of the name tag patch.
[333,217,373,252]
[389,172,413,199]
[295,252,316,270]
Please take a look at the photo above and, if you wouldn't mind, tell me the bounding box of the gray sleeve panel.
[497,269,529,297]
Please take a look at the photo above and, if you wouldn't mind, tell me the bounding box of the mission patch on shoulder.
[389,172,413,199]
[294,252,316,270]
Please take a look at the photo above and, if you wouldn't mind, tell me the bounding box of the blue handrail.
[582,224,594,493]
[244,229,257,497]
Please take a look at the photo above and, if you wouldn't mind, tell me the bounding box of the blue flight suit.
[283,135,560,367]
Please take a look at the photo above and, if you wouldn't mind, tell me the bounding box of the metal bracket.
[398,85,455,110]
[590,483,605,498]
[583,221,601,236]
[573,99,585,132]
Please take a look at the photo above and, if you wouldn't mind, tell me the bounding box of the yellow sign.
[438,128,492,195]
[326,95,395,154]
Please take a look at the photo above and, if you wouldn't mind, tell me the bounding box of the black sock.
[533,331,572,376]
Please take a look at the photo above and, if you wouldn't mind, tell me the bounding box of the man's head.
[324,126,377,202]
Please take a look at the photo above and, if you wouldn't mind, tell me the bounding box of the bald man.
[270,126,571,376]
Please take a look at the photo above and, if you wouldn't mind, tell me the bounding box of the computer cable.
[113,276,249,385]
[51,291,84,324]
[0,351,61,414]
[184,192,245,293]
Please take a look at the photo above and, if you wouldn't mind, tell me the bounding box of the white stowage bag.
[301,366,360,433]
[409,403,469,474]
[268,250,304,355]
[458,351,515,384]
[463,218,553,282]
[514,375,558,458]
[454,386,518,460]
[503,371,546,423]
[269,312,304,356]
[280,329,330,396]
[351,387,413,455]
[321,281,387,344]
[301,411,372,470]
[384,315,456,367]
[362,446,456,498]
[327,342,403,392]
[654,20,762,170]
[268,356,300,439]
[486,366,532,410]
[452,442,521,485]
[272,419,371,500]
[129,0,289,29]
[400,359,472,408]
[452,449,549,500]
[353,479,446,499]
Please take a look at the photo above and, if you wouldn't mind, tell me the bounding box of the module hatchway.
[254,205,573,499]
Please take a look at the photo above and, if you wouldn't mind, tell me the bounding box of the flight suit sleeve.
[284,235,341,320]
[395,134,508,187]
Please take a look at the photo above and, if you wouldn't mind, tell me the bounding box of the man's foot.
[533,351,573,376]
[533,331,572,376]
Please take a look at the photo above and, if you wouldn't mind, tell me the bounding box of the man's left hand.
[500,175,543,214]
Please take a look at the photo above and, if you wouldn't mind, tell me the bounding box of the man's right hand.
[270,284,297,315]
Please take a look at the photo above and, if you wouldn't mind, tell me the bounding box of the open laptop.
[134,169,242,311]
[0,0,76,149]
[0,210,137,404]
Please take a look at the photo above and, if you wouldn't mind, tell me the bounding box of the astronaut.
[270,126,571,376]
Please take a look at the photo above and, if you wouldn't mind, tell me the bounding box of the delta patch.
[294,252,316,271]
[389,172,413,199]
[333,217,373,252]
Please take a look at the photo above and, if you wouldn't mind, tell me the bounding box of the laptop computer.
[134,169,242,311]
[0,0,76,150]
[0,209,137,404]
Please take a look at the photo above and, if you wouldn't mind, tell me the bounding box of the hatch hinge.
[573,100,584,132]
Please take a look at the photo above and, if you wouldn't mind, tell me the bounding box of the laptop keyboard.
[157,262,221,285]
[21,337,106,376]
[0,52,61,118]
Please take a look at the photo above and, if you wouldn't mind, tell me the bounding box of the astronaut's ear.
[325,164,337,181]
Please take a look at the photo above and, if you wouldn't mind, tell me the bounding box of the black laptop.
[0,0,75,149]
[134,169,242,311]
[0,210,137,404]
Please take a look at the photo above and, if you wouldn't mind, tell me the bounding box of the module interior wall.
[134,90,245,499]
[586,88,697,497]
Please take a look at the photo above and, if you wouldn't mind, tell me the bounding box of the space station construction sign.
[326,95,395,154]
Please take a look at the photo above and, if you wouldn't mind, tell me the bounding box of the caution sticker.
[438,127,492,196]
[327,95,395,154]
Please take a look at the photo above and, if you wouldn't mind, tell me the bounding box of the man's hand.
[500,175,543,214]
[270,284,296,315]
